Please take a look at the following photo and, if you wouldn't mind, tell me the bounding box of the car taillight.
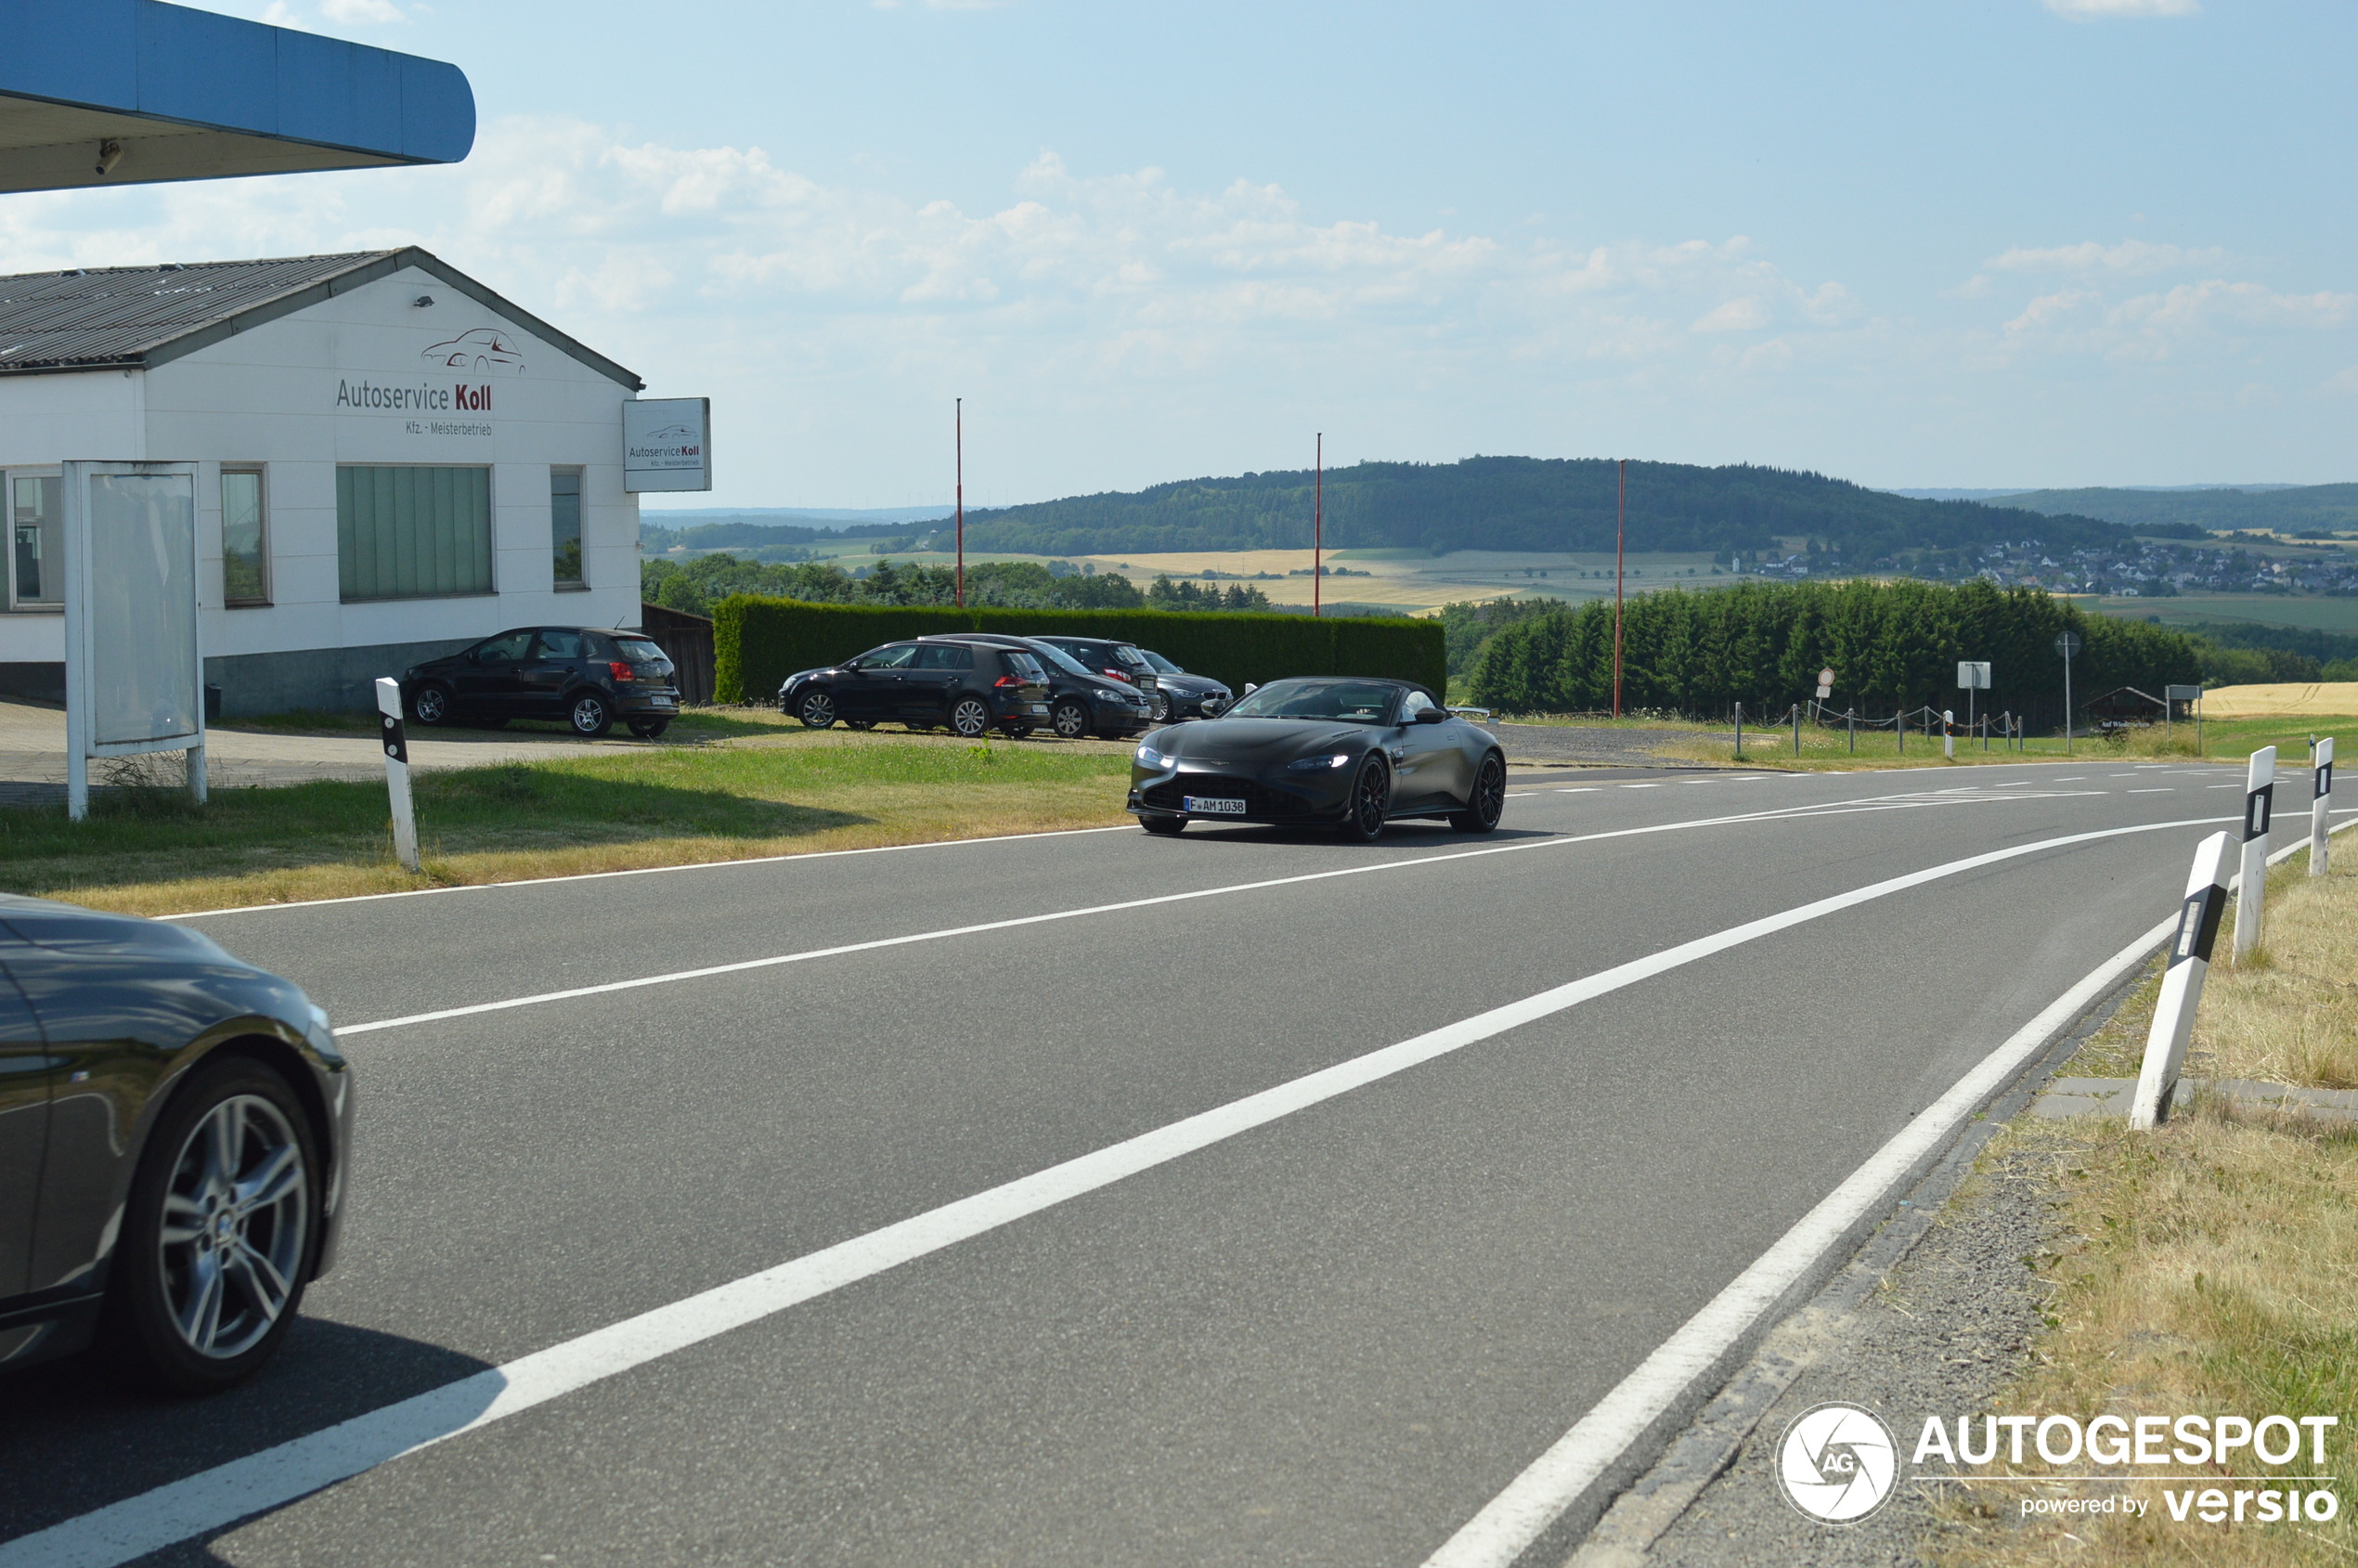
[993,675,1024,688]
[609,662,635,680]
[1104,669,1131,683]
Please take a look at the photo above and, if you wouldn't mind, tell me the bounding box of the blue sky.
[7,0,2352,507]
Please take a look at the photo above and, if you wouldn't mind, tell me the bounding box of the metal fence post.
[2131,831,2233,1129]
[376,677,421,874]
[2232,745,2274,964]
[2313,735,2335,878]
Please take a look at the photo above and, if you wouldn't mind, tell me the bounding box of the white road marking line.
[1556,787,1600,793]
[162,823,1144,922]
[2129,787,2172,793]
[1423,805,2358,1568]
[1619,783,1664,789]
[1994,782,2030,787]
[0,815,2234,1568]
[333,792,2047,1037]
[2208,784,2239,789]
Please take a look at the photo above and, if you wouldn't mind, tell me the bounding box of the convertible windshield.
[1223,679,1398,723]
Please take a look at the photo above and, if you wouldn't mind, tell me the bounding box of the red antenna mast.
[1613,458,1626,719]
[954,397,964,609]
[1314,433,1323,619]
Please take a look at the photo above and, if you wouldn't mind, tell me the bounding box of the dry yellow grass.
[2196,684,2358,719]
[1930,839,2358,1567]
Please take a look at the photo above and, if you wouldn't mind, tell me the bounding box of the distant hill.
[1992,485,2358,537]
[951,457,2129,566]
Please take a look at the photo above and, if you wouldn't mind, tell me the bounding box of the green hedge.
[714,599,1446,704]
[1466,578,2202,728]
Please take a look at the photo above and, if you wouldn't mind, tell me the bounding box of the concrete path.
[0,698,632,800]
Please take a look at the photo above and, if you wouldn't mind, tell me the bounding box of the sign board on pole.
[1815,667,1833,700]
[61,460,205,820]
[623,397,712,492]
[2164,684,2200,702]
[1957,661,1990,690]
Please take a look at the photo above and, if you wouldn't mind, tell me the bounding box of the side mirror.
[1243,682,1259,695]
[1413,706,1449,724]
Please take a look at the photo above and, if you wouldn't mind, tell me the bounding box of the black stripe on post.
[382,712,408,765]
[2321,760,2335,798]
[2244,783,2273,839]
[2170,884,2227,967]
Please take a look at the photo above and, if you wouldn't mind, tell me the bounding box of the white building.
[0,248,652,713]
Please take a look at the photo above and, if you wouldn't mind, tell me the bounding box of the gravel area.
[1636,1131,2063,1567]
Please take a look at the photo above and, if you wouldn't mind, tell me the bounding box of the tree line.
[642,553,1273,618]
[1461,579,2203,725]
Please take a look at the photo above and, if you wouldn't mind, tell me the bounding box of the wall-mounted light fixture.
[95,140,124,177]
[412,294,435,308]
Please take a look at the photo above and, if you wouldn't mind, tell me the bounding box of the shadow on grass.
[0,763,869,896]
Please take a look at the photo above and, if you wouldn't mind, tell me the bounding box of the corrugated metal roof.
[0,253,389,370]
[0,248,641,388]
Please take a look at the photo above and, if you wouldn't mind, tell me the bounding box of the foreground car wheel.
[409,684,451,726]
[570,693,614,737]
[1452,754,1507,834]
[950,697,992,739]
[102,1056,319,1394]
[797,692,836,730]
[1341,757,1391,842]
[1142,815,1185,836]
[1051,700,1091,740]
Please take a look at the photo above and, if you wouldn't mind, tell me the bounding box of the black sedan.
[925,635,1153,740]
[0,896,353,1393]
[402,628,681,739]
[780,640,1053,738]
[1128,646,1230,721]
[1128,677,1506,840]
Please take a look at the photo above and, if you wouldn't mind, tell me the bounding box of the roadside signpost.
[2312,736,2337,877]
[2131,831,2233,1129]
[2166,681,2202,752]
[1957,660,1989,741]
[2054,630,2081,752]
[2234,746,2274,963]
[375,678,420,873]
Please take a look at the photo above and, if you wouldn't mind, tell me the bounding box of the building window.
[336,465,493,603]
[551,468,584,589]
[222,467,269,606]
[9,473,62,611]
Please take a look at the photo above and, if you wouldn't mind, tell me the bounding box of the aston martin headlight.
[1136,745,1173,768]
[1287,752,1353,771]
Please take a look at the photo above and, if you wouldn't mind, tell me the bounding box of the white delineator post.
[376,677,420,874]
[2232,745,2274,964]
[2313,736,2335,878]
[2131,830,2233,1130]
[1943,708,1955,762]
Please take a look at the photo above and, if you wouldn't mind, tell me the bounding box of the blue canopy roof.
[0,0,473,192]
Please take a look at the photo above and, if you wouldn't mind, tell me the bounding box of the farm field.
[2084,591,2358,635]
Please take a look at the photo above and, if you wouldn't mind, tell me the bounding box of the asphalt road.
[0,758,2293,1566]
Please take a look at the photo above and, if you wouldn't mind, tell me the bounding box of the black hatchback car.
[782,639,1052,738]
[924,634,1154,740]
[402,628,680,739]
[0,896,353,1393]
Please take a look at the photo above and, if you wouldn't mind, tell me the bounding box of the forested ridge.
[953,457,2132,565]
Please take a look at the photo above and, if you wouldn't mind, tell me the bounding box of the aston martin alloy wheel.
[570,693,614,737]
[950,697,992,739]
[1341,757,1391,842]
[797,691,837,730]
[1452,753,1507,834]
[105,1057,319,1393]
[1051,700,1091,740]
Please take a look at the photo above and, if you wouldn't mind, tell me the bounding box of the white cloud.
[2042,0,2198,18]
[1986,239,2226,275]
[319,0,405,21]
[1691,297,1767,333]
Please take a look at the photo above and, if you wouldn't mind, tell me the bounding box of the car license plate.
[1185,796,1247,815]
[1030,704,1049,715]
[651,695,674,707]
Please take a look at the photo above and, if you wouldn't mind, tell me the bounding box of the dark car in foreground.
[1125,645,1230,722]
[924,635,1153,740]
[0,897,352,1393]
[781,639,1052,738]
[1128,677,1506,840]
[403,628,681,739]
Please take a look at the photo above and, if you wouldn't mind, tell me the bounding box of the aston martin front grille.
[1142,774,1311,816]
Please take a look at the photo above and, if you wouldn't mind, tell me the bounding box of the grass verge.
[1928,841,2358,1566]
[0,732,1134,916]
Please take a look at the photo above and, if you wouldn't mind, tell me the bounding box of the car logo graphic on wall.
[421,327,526,374]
